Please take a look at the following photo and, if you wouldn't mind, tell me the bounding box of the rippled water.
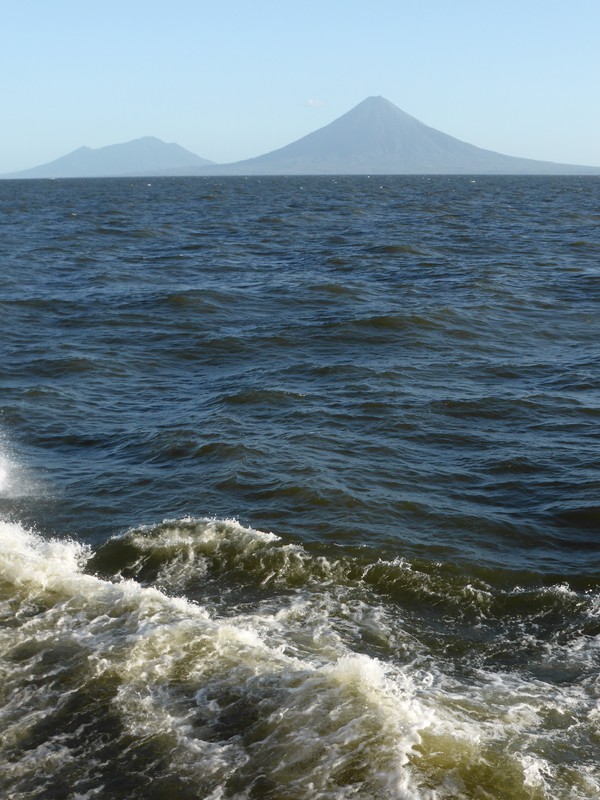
[1,175,599,799]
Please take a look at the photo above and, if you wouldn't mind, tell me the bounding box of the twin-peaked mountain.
[3,97,599,177]
[4,137,214,179]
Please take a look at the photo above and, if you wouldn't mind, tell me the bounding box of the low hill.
[2,137,214,178]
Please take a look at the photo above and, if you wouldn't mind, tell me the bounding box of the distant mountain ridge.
[3,97,599,177]
[3,137,214,178]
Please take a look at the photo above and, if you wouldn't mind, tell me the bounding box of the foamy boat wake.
[2,516,599,799]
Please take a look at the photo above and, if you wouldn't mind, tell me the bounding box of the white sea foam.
[0,436,38,498]
[2,518,600,799]
[0,520,433,797]
[0,449,21,497]
[0,456,8,493]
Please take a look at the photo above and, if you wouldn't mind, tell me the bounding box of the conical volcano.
[215,96,599,175]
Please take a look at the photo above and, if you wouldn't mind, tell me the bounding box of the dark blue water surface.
[1,176,599,800]
[2,176,599,572]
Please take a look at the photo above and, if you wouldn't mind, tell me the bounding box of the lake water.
[1,175,599,799]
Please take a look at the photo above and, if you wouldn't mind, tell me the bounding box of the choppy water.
[1,175,599,799]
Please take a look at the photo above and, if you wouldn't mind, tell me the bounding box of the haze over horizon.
[10,96,600,177]
[2,0,599,174]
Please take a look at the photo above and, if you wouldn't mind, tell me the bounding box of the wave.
[2,516,599,799]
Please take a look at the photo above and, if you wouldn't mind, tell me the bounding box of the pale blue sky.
[2,0,599,172]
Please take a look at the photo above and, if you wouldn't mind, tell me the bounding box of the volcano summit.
[211,96,600,175]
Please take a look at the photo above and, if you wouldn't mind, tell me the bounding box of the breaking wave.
[2,517,599,799]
